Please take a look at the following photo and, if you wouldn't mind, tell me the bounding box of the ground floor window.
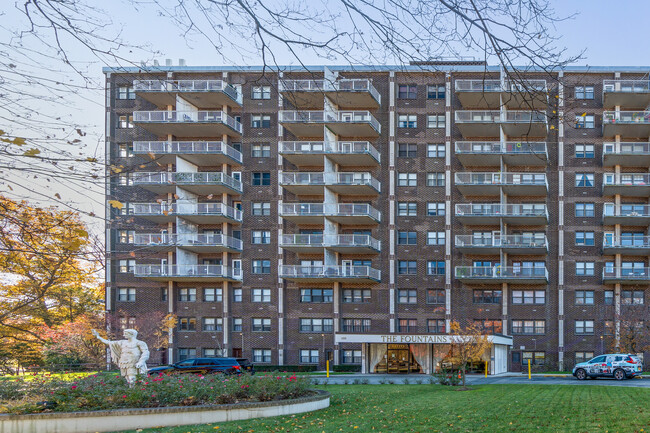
[300,349,319,364]
[575,351,594,364]
[178,348,196,361]
[253,349,272,363]
[342,350,362,364]
[522,351,545,366]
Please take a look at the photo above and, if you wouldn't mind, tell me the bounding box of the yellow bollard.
[326,360,329,378]
[528,359,531,379]
[485,361,488,378]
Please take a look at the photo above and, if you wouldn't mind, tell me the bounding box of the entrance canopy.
[335,333,513,346]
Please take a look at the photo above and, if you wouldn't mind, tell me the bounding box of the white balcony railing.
[132,141,242,163]
[134,233,243,250]
[279,203,381,221]
[603,236,650,249]
[280,234,380,250]
[455,141,547,155]
[455,79,547,93]
[603,173,650,186]
[133,110,243,133]
[603,80,650,94]
[455,172,547,187]
[603,267,650,280]
[603,111,650,125]
[455,235,547,249]
[455,203,548,218]
[133,172,242,192]
[279,141,380,161]
[455,266,548,280]
[279,265,380,280]
[603,203,650,219]
[135,264,242,280]
[279,78,380,103]
[281,172,380,191]
[132,202,243,221]
[133,79,240,102]
[603,142,650,156]
[278,110,380,132]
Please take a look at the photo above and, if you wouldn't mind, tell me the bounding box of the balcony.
[134,233,243,253]
[602,173,650,197]
[455,141,547,166]
[603,267,650,284]
[279,265,380,283]
[603,80,650,109]
[132,141,242,166]
[132,202,242,224]
[603,111,650,138]
[454,111,547,137]
[455,172,548,196]
[279,141,380,166]
[133,111,242,138]
[279,79,380,108]
[603,236,650,256]
[133,79,242,108]
[455,235,548,255]
[603,142,650,167]
[279,110,380,138]
[454,79,548,109]
[279,234,380,253]
[134,264,242,282]
[133,172,242,195]
[455,266,548,284]
[455,203,548,225]
[280,172,380,196]
[280,203,381,225]
[603,203,650,225]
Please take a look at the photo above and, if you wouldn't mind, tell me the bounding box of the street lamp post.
[600,335,604,354]
[240,332,244,357]
[321,334,325,368]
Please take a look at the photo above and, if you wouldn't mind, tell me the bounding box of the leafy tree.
[447,321,492,388]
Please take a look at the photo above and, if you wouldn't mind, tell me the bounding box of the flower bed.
[0,372,312,414]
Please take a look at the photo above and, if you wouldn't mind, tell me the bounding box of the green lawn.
[138,384,650,433]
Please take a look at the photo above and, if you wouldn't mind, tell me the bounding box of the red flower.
[71,386,77,390]
[122,395,127,398]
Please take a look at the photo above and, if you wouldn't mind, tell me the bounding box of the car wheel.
[614,369,626,381]
[575,369,587,380]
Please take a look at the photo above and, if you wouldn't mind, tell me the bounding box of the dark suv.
[236,358,255,374]
[148,358,242,376]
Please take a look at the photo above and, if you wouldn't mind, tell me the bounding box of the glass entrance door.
[379,344,422,374]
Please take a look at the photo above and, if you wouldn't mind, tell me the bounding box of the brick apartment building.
[103,62,650,373]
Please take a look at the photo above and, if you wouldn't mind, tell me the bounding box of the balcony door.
[621,232,645,247]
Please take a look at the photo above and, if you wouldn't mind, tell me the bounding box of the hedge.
[254,365,317,373]
[332,365,361,372]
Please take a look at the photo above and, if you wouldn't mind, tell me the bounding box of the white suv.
[573,354,643,380]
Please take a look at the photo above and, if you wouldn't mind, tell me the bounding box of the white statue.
[92,328,150,386]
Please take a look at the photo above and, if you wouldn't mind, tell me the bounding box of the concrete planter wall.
[0,390,330,433]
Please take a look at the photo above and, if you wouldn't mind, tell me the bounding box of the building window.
[342,350,362,364]
[118,316,136,330]
[301,288,333,303]
[117,173,131,186]
[575,173,594,187]
[604,290,614,305]
[512,320,545,335]
[233,288,243,303]
[252,288,271,303]
[398,114,417,128]
[622,290,644,305]
[427,85,445,99]
[251,143,271,157]
[398,260,417,275]
[427,144,445,158]
[512,290,546,305]
[117,288,136,302]
[252,259,271,274]
[427,172,445,186]
[398,172,417,187]
[253,349,272,363]
[398,319,417,332]
[426,231,445,245]
[575,320,594,334]
[398,143,417,157]
[161,288,168,302]
[427,202,445,216]
[398,289,417,304]
[604,320,614,335]
[575,351,595,364]
[251,85,271,100]
[575,144,594,158]
[118,259,135,273]
[203,317,223,332]
[252,172,271,186]
[179,318,197,331]
[427,289,445,304]
[522,351,545,366]
[251,115,271,128]
[118,143,133,158]
[575,290,595,305]
[575,114,595,129]
[118,230,135,244]
[252,230,271,244]
[427,115,445,128]
[203,348,225,358]
[473,290,502,304]
[203,288,223,302]
[575,231,595,246]
[341,318,371,333]
[397,202,417,216]
[427,261,445,275]
[397,231,417,245]
[428,319,446,333]
[178,348,196,361]
[575,86,594,99]
[178,288,196,302]
[117,115,134,129]
[575,203,594,217]
[252,202,271,216]
[299,318,332,333]
[576,262,595,276]
[474,320,503,334]
[252,318,272,332]
[117,85,135,100]
[342,289,371,303]
[300,349,319,364]
[398,85,417,99]
[232,318,242,332]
